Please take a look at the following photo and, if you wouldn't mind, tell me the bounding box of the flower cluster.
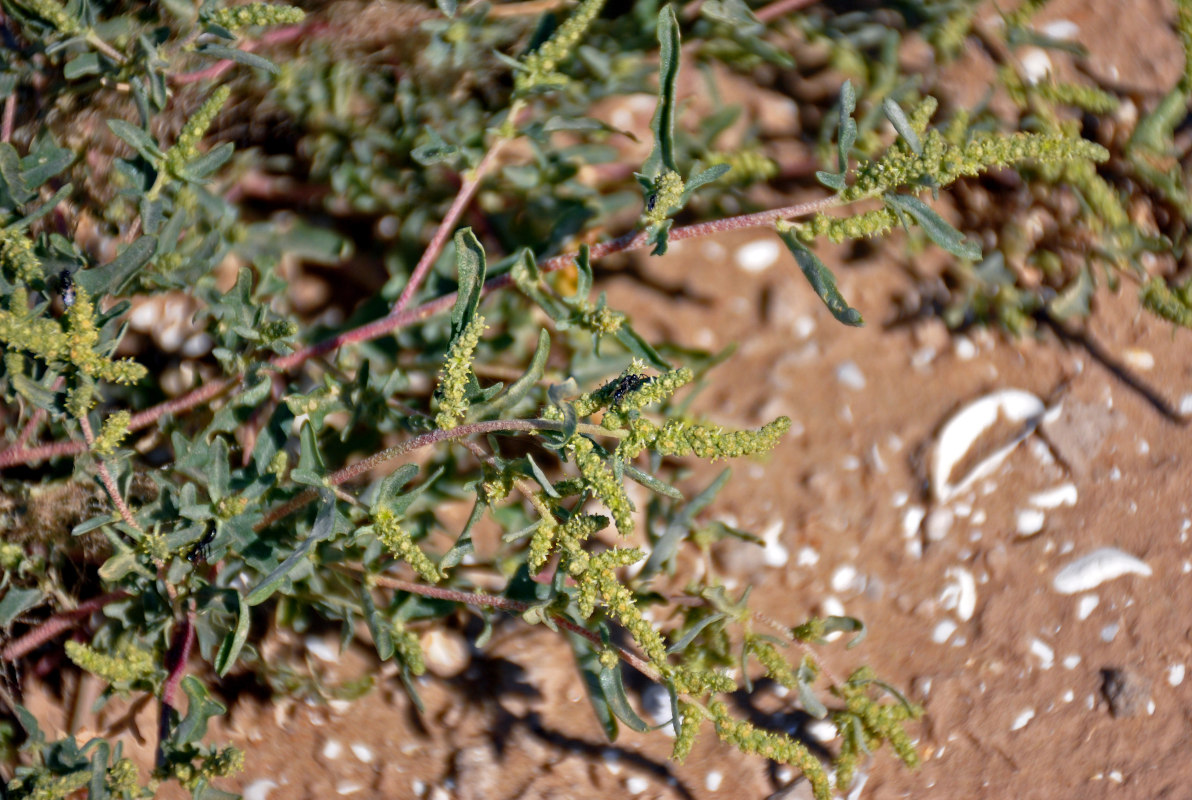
[164,86,232,179]
[514,0,606,94]
[65,639,157,686]
[207,2,305,33]
[372,509,443,583]
[434,314,487,430]
[0,227,42,283]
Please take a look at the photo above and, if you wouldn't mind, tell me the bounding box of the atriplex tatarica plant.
[0,0,1181,797]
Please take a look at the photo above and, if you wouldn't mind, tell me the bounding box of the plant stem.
[0,194,840,471]
[391,139,508,315]
[348,566,660,681]
[79,415,142,532]
[256,418,621,530]
[0,591,129,661]
[156,605,196,768]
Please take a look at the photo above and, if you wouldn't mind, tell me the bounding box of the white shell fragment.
[932,389,1046,503]
[1053,548,1153,594]
[1029,484,1078,509]
[1010,708,1035,731]
[940,567,977,622]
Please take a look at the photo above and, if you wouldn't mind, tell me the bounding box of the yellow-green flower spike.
[514,0,606,94]
[0,227,43,283]
[15,0,82,35]
[435,314,487,430]
[373,509,443,583]
[707,700,831,800]
[569,435,634,537]
[92,410,131,457]
[65,639,156,685]
[208,2,305,32]
[644,169,684,224]
[165,86,232,179]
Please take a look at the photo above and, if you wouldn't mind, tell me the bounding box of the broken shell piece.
[939,567,977,621]
[1053,548,1152,594]
[932,389,1046,503]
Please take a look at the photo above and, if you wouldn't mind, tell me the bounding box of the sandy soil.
[9,2,1192,799]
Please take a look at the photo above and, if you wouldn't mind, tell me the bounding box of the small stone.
[1101,668,1151,718]
[421,629,470,678]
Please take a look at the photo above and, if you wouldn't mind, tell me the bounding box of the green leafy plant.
[2,0,1188,798]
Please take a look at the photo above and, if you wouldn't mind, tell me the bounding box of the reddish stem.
[391,140,508,315]
[1,591,130,661]
[754,0,821,23]
[1,92,14,144]
[365,570,658,680]
[79,415,142,532]
[157,605,196,767]
[0,194,838,471]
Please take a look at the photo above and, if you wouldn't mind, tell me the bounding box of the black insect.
[645,193,658,213]
[187,528,217,564]
[611,374,650,406]
[59,270,75,308]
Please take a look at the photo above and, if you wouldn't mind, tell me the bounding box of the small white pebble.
[625,776,649,795]
[940,567,977,622]
[892,490,909,508]
[793,315,816,339]
[932,619,958,644]
[705,771,723,792]
[1109,770,1124,783]
[322,739,343,760]
[821,597,846,640]
[734,239,780,273]
[953,336,976,360]
[603,749,622,775]
[911,346,936,369]
[807,719,838,743]
[796,546,820,567]
[831,565,859,593]
[1100,622,1120,642]
[412,779,427,797]
[305,636,339,664]
[835,361,866,390]
[1076,594,1099,620]
[1168,664,1186,686]
[1180,394,1192,416]
[1010,708,1035,731]
[1020,48,1052,84]
[1062,654,1081,670]
[1029,484,1078,509]
[1016,509,1046,537]
[350,743,373,763]
[336,782,363,796]
[760,519,788,568]
[1029,638,1054,670]
[642,684,674,737]
[902,506,925,537]
[925,508,954,541]
[971,509,987,525]
[1061,689,1075,702]
[243,780,278,800]
[1041,19,1079,39]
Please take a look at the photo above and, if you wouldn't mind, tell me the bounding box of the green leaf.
[106,119,163,163]
[679,163,731,206]
[64,52,101,79]
[884,193,981,260]
[11,373,58,412]
[15,183,73,228]
[835,81,857,176]
[20,144,75,188]
[75,235,158,297]
[599,665,653,733]
[179,141,235,181]
[361,582,394,661]
[615,323,672,370]
[436,0,458,16]
[411,127,459,165]
[1049,266,1094,319]
[370,463,421,515]
[642,6,681,178]
[474,328,550,417]
[622,463,683,500]
[570,632,618,741]
[440,497,485,570]
[450,228,486,334]
[246,491,337,605]
[0,587,45,627]
[666,612,726,654]
[196,43,279,74]
[214,591,251,677]
[0,143,32,204]
[775,225,863,326]
[882,97,922,156]
[175,676,226,745]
